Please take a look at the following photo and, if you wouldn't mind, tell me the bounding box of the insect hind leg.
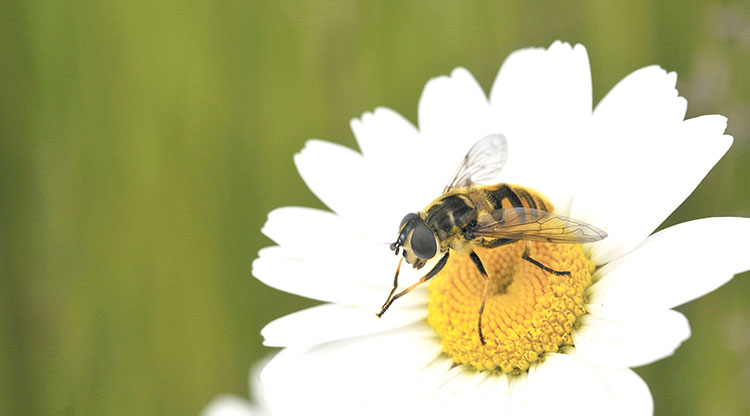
[521,245,570,276]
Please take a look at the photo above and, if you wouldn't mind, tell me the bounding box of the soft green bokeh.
[2,1,749,415]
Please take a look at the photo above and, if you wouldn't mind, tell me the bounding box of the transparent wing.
[473,207,608,243]
[443,134,508,194]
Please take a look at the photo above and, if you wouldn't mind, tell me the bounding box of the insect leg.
[469,251,490,346]
[377,257,404,314]
[376,251,450,318]
[521,244,570,276]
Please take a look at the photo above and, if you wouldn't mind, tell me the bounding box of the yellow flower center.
[427,241,594,373]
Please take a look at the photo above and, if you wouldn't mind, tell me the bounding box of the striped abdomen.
[479,183,553,214]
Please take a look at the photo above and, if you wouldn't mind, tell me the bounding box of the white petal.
[260,324,446,415]
[294,139,434,240]
[351,106,420,164]
[202,396,258,416]
[253,246,428,307]
[596,367,653,416]
[247,356,272,413]
[261,303,427,347]
[573,310,691,368]
[489,41,593,214]
[349,108,440,223]
[519,353,652,415]
[294,140,385,230]
[594,65,686,123]
[506,371,531,416]
[426,369,511,414]
[525,353,611,416]
[490,41,592,131]
[260,206,401,287]
[261,206,360,249]
[587,217,750,319]
[262,328,518,415]
[572,65,732,264]
[414,68,502,200]
[418,67,495,149]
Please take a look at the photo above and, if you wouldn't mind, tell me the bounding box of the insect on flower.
[376,134,608,345]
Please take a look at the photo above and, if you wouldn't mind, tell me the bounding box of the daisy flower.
[251,41,749,415]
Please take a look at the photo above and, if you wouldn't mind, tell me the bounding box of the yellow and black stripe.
[483,184,551,213]
[419,184,554,252]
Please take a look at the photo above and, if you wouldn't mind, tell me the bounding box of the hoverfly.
[376,134,607,345]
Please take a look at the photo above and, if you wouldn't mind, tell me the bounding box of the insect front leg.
[377,257,404,315]
[376,251,450,318]
[521,244,570,276]
[469,251,490,346]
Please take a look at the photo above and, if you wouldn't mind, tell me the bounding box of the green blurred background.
[2,1,750,415]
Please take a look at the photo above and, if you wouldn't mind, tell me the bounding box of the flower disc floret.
[427,241,594,372]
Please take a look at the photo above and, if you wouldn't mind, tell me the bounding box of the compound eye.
[399,213,418,229]
[410,221,437,259]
